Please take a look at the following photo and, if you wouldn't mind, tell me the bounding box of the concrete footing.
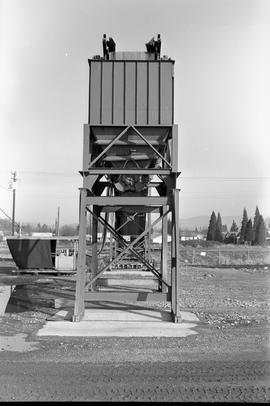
[37,308,199,337]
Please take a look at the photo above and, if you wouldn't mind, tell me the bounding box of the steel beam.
[90,205,98,291]
[161,205,169,293]
[87,208,169,286]
[147,208,151,264]
[87,124,173,128]
[131,126,172,168]
[86,210,170,288]
[171,189,181,323]
[109,212,114,262]
[116,213,144,234]
[73,188,88,322]
[84,291,171,302]
[85,196,169,206]
[100,206,161,213]
[81,169,171,175]
[88,126,129,168]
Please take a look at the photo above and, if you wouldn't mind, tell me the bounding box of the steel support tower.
[73,35,181,322]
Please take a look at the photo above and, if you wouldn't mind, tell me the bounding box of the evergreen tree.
[254,215,266,245]
[222,224,228,233]
[230,220,238,233]
[245,219,253,244]
[253,206,260,243]
[207,211,217,241]
[215,212,223,242]
[239,208,248,243]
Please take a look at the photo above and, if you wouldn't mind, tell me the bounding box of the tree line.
[206,206,268,245]
[0,219,79,237]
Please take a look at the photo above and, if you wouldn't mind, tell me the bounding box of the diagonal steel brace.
[86,208,170,288]
[88,126,130,168]
[131,126,172,168]
[87,208,166,284]
[94,211,154,269]
[116,212,145,234]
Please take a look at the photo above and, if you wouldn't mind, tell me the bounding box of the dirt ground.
[0,261,269,401]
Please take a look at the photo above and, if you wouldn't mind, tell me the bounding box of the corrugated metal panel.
[148,62,159,124]
[89,61,101,124]
[125,62,136,123]
[113,62,124,124]
[88,60,174,125]
[101,62,113,124]
[109,51,156,60]
[160,63,173,124]
[137,62,148,124]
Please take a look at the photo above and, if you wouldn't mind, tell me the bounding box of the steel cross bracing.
[73,123,180,323]
[116,212,145,234]
[84,207,171,290]
[87,125,172,170]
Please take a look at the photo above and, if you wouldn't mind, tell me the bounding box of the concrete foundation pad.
[37,309,199,337]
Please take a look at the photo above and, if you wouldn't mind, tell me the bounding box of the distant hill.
[179,216,243,231]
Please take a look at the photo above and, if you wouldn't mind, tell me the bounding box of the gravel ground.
[1,360,269,402]
[0,262,269,401]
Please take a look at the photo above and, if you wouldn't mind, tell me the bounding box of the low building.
[31,232,53,238]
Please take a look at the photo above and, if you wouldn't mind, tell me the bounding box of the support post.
[73,188,87,322]
[11,171,17,236]
[90,205,98,291]
[147,188,151,264]
[147,211,151,263]
[12,187,16,236]
[161,205,168,293]
[109,212,113,264]
[171,189,181,323]
[86,209,169,288]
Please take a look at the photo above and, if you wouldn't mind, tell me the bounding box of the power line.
[0,206,20,231]
[8,171,270,181]
[0,185,11,191]
[181,177,270,181]
[19,170,79,177]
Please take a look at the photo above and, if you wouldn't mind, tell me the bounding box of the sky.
[1,0,270,226]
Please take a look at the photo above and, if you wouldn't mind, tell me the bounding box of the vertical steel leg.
[109,212,114,265]
[171,189,181,323]
[147,211,151,263]
[171,213,176,315]
[90,205,98,291]
[161,205,168,293]
[73,188,87,322]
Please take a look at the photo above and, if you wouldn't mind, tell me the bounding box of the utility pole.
[56,206,60,237]
[10,171,17,236]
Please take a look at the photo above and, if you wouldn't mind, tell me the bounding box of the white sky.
[0,0,270,225]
